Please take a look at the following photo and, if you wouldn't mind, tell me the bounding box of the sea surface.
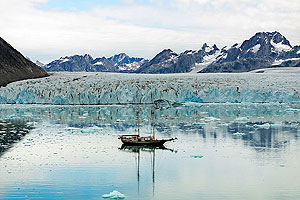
[1,103,300,200]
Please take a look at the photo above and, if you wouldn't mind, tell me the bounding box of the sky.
[1,0,299,63]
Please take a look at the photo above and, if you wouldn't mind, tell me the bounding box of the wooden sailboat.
[119,134,176,146]
[119,103,177,146]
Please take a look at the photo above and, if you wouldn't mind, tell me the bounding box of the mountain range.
[43,53,148,72]
[200,31,300,73]
[0,37,48,87]
[40,31,300,74]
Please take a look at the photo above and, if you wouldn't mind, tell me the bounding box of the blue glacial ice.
[1,72,300,105]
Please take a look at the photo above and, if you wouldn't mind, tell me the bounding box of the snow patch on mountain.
[271,40,292,52]
[35,60,45,68]
[272,58,300,66]
[251,44,261,53]
[93,61,104,65]
[190,63,210,74]
[60,58,70,63]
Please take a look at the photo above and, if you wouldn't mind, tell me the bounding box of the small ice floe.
[64,127,80,132]
[191,155,204,158]
[253,123,270,129]
[234,117,249,122]
[193,123,207,126]
[102,190,126,199]
[203,117,220,122]
[232,132,246,136]
[80,126,103,133]
[285,108,300,112]
[270,123,282,128]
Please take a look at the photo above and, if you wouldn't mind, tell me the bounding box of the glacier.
[1,72,300,105]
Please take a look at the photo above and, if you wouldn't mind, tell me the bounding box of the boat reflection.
[119,144,177,197]
[119,144,177,153]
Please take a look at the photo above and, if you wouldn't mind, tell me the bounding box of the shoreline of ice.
[1,72,300,105]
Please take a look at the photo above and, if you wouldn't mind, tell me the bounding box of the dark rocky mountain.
[136,44,220,73]
[135,49,180,73]
[199,31,300,73]
[43,31,300,74]
[136,31,300,74]
[35,60,45,68]
[44,53,148,72]
[108,53,147,71]
[0,37,48,87]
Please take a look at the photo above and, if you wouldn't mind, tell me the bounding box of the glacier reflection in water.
[0,103,300,200]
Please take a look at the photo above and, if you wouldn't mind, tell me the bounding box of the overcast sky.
[1,0,299,63]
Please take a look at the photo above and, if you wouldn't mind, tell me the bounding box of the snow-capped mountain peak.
[42,31,299,74]
[200,31,300,73]
[44,53,147,72]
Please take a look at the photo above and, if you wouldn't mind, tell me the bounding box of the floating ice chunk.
[80,127,100,133]
[102,190,126,199]
[204,117,220,122]
[193,123,206,126]
[232,132,246,136]
[270,123,282,128]
[253,123,270,129]
[234,117,249,122]
[191,155,204,158]
[64,127,80,131]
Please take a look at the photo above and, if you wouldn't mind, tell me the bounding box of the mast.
[152,148,155,196]
[137,105,140,137]
[137,147,140,194]
[152,103,155,139]
[151,91,155,139]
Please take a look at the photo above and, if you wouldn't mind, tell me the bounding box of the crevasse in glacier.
[0,72,300,105]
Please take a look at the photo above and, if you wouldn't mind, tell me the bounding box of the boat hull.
[121,139,168,146]
[119,135,176,147]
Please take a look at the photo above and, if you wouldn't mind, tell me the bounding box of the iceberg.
[1,72,300,105]
[102,190,126,199]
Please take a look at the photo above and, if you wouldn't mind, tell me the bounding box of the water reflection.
[0,104,300,152]
[119,144,177,153]
[0,104,300,199]
[0,119,33,156]
[119,145,177,197]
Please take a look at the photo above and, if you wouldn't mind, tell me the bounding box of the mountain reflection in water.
[0,119,33,156]
[0,103,300,200]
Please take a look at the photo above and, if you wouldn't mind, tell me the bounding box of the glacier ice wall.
[1,72,300,105]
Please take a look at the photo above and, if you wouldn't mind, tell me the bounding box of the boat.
[119,102,177,147]
[119,135,176,146]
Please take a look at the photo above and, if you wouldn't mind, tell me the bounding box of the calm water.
[1,103,300,200]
